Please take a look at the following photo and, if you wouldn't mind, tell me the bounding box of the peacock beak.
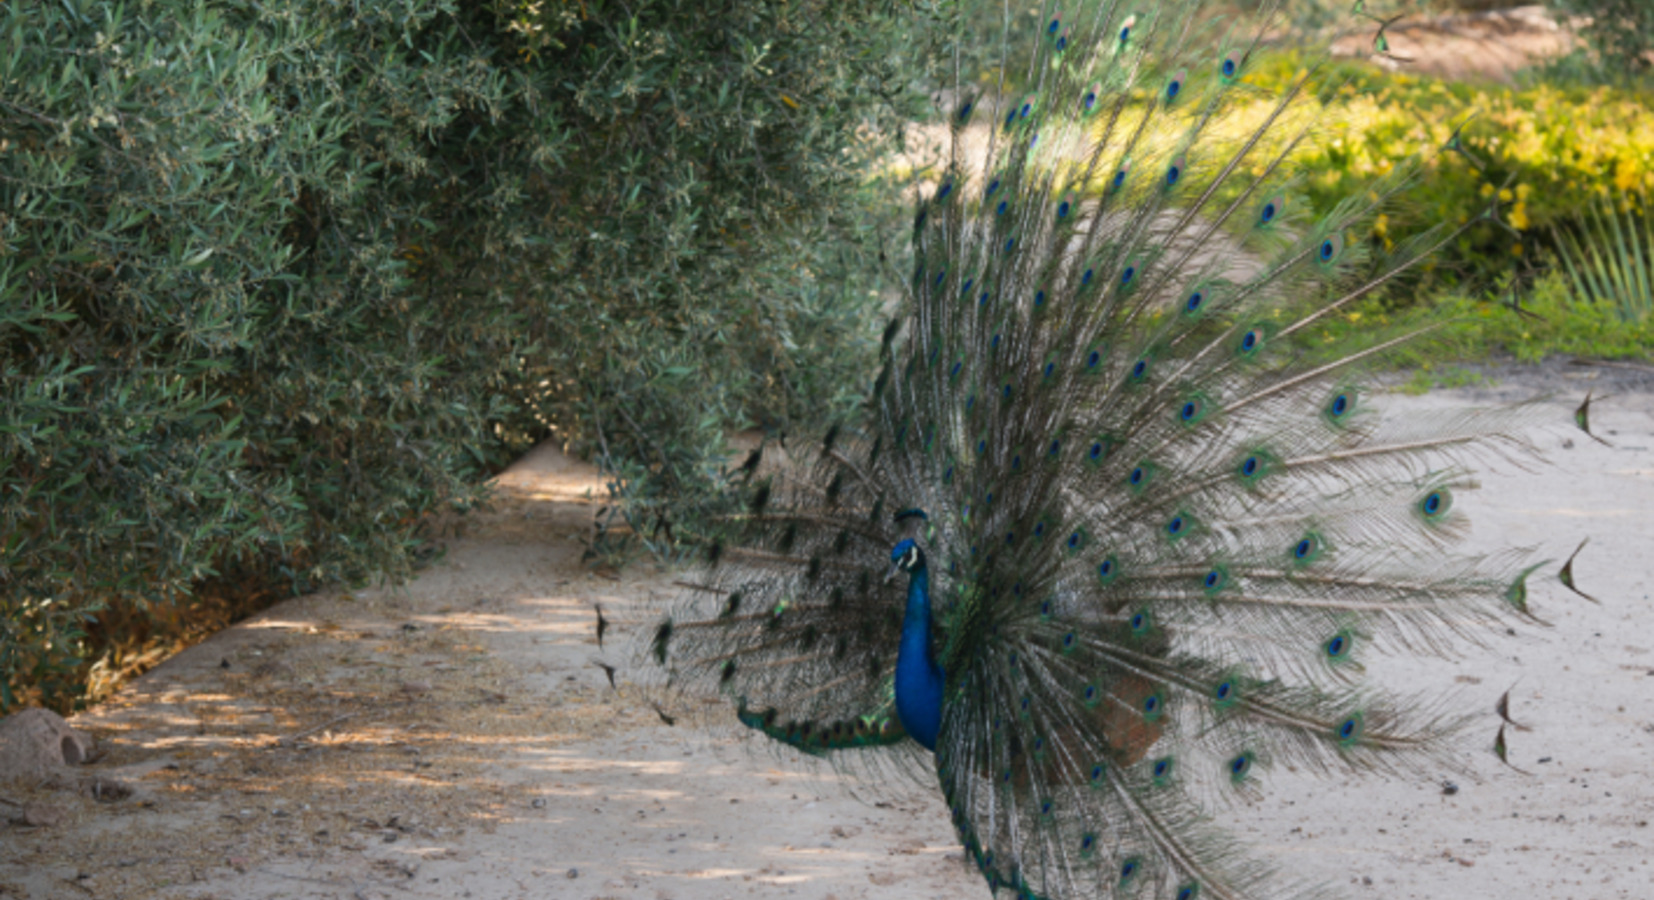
[884,560,903,584]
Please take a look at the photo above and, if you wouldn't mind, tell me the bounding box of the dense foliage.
[0,0,928,712]
[1241,54,1654,291]
[494,0,937,561]
[1549,0,1654,80]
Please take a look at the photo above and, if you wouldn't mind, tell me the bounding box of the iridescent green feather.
[640,3,1560,900]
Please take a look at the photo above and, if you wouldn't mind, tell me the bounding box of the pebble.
[22,803,67,828]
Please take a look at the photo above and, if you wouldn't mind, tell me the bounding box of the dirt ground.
[1325,5,1574,82]
[2,358,1653,900]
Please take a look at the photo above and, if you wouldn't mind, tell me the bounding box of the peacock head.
[887,508,931,581]
[887,539,926,581]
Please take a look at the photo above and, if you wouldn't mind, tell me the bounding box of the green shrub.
[0,0,931,711]
[0,0,531,710]
[1240,52,1654,293]
[1547,0,1654,80]
[491,0,939,561]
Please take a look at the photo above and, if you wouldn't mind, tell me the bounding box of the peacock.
[644,3,1558,898]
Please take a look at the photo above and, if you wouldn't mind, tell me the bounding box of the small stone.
[531,798,547,809]
[0,708,94,781]
[891,838,926,856]
[86,777,133,802]
[21,802,67,828]
[401,681,433,695]
[566,868,579,879]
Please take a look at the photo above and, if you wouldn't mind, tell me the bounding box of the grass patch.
[1295,268,1654,390]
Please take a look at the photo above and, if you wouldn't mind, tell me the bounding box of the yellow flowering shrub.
[1242,53,1654,296]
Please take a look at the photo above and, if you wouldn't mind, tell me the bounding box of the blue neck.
[894,564,944,752]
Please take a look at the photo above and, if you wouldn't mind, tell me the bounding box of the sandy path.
[3,363,1652,900]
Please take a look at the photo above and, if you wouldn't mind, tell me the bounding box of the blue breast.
[894,565,945,750]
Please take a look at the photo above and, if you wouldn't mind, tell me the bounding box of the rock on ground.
[0,708,93,783]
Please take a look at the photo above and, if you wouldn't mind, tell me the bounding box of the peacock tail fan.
[645,2,1558,898]
[644,444,946,794]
